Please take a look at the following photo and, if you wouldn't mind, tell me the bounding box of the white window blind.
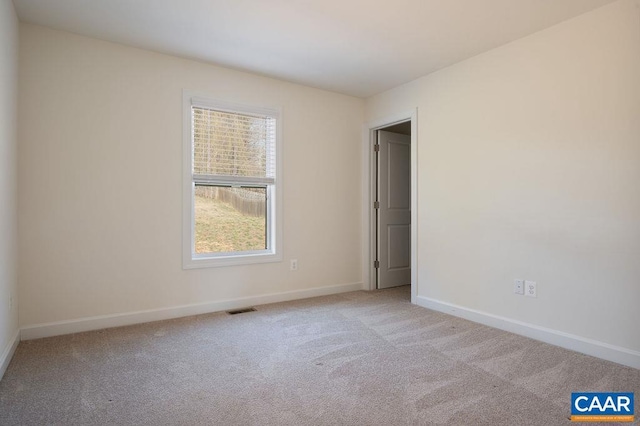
[192,106,276,185]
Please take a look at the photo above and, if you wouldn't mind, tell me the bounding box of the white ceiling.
[13,0,617,98]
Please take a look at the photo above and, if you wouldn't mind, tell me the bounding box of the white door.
[377,130,411,289]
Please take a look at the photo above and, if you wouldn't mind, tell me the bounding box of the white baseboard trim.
[20,282,364,341]
[0,329,20,381]
[416,296,640,370]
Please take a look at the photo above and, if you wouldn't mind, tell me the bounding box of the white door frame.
[361,109,418,304]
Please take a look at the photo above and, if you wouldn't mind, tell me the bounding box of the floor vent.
[226,307,257,315]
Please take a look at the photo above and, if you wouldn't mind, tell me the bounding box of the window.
[183,92,282,268]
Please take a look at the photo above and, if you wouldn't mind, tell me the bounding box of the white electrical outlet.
[525,281,537,298]
[290,259,298,271]
[514,279,524,295]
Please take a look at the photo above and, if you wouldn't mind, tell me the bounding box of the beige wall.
[366,0,640,353]
[14,0,639,363]
[0,0,19,367]
[18,24,364,327]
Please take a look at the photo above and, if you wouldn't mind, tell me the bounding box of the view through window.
[190,103,277,258]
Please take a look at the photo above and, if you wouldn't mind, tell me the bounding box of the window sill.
[183,251,282,269]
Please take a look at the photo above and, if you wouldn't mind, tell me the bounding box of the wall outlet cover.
[525,280,537,298]
[514,279,525,295]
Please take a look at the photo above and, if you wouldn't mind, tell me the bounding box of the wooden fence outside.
[196,186,266,217]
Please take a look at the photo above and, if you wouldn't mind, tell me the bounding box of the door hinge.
[374,260,380,269]
[374,201,380,209]
[374,144,380,152]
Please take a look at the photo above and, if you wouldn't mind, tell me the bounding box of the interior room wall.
[0,0,20,376]
[18,24,365,331]
[366,0,640,355]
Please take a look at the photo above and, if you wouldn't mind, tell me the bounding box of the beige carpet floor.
[1,286,638,425]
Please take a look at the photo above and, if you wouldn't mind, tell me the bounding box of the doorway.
[376,125,411,289]
[364,110,417,303]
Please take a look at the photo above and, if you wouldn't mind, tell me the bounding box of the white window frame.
[182,91,283,269]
